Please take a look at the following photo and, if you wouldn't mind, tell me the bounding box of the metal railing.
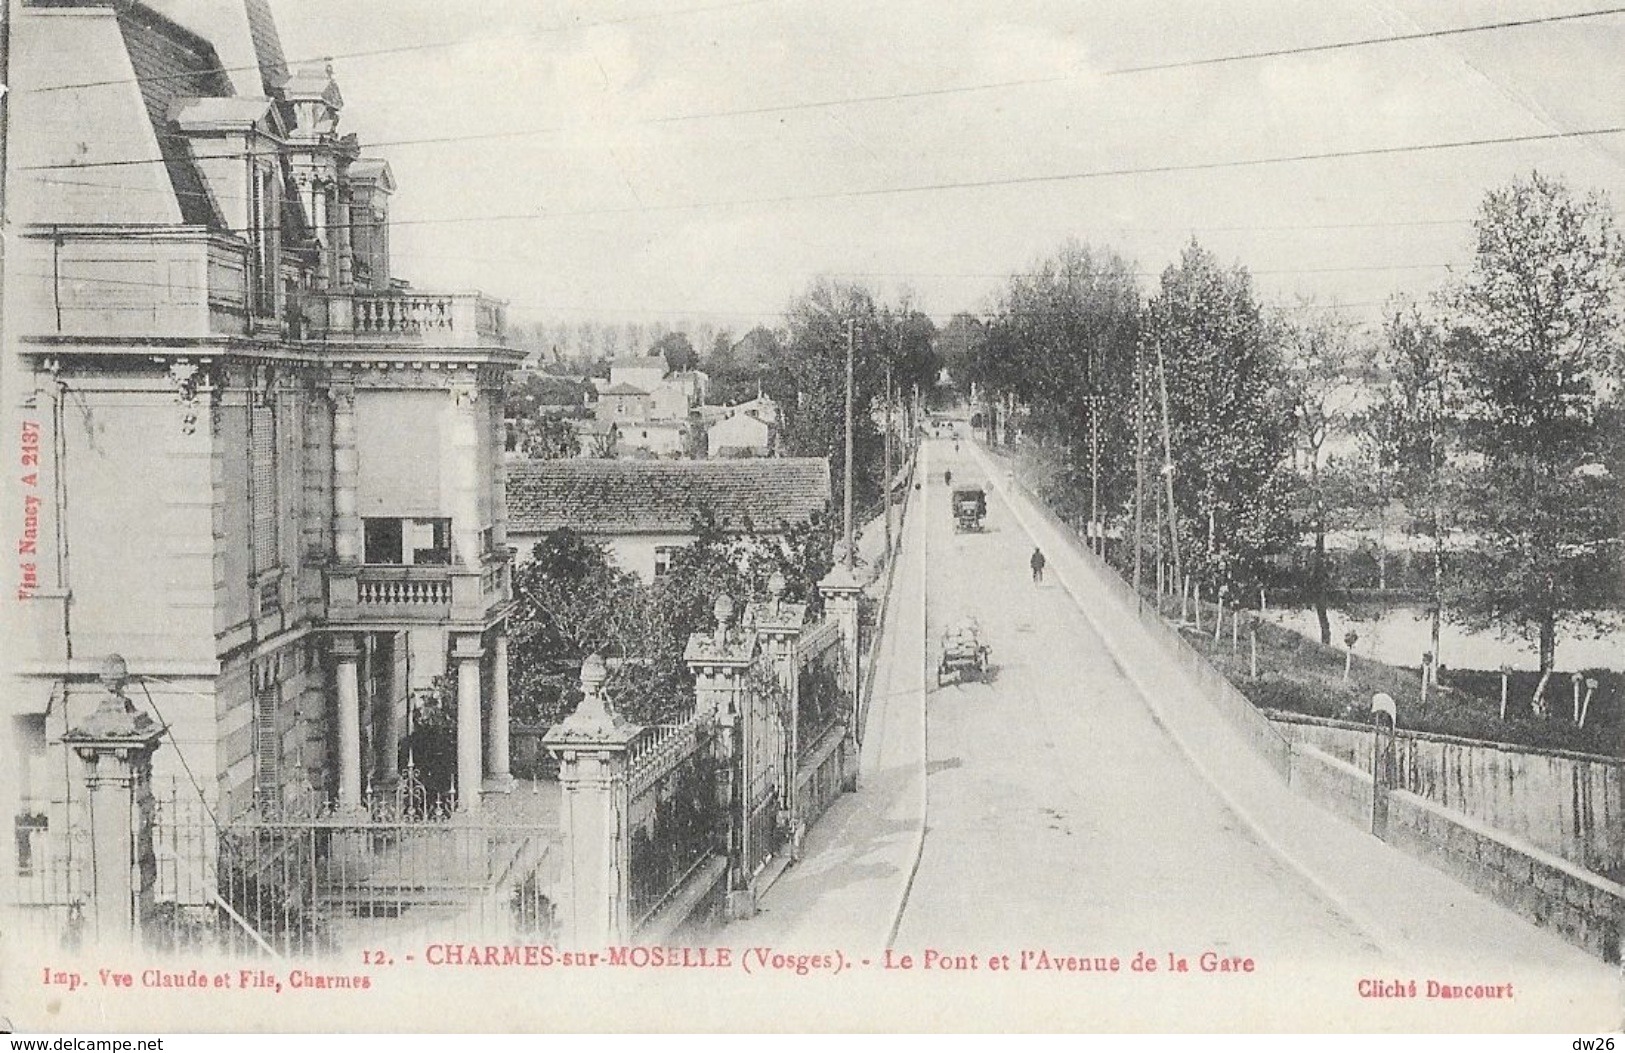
[626,722,720,933]
[15,778,560,958]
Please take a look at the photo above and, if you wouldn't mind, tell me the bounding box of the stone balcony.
[310,290,508,348]
[325,554,512,627]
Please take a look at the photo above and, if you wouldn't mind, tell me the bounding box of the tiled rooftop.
[507,458,830,535]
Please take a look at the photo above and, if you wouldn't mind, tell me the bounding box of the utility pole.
[1090,397,1101,557]
[1133,343,1146,608]
[1089,336,1102,558]
[883,350,893,562]
[1154,336,1182,603]
[844,317,855,572]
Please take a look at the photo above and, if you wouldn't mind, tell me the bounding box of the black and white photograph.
[0,0,1622,1035]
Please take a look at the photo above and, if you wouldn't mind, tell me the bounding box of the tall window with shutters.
[253,681,283,809]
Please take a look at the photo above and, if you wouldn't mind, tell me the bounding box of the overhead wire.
[17,0,783,96]
[22,6,1625,172]
[25,124,1621,233]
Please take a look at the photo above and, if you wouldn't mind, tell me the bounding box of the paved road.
[726,437,1621,1030]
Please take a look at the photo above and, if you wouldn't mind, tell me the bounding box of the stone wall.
[1273,712,1625,882]
[1282,725,1625,963]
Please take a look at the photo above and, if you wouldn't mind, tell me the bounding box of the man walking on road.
[1030,547,1046,583]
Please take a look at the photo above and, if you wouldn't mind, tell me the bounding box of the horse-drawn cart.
[937,618,990,686]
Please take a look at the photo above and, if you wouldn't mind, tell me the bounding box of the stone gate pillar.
[746,572,807,856]
[684,594,754,917]
[63,656,164,948]
[819,565,864,750]
[1371,693,1398,839]
[543,655,638,948]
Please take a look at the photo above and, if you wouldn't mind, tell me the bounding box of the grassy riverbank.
[992,440,1623,759]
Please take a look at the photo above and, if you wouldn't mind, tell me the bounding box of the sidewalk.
[722,449,930,955]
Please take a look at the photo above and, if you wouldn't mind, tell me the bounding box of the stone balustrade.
[313,290,507,347]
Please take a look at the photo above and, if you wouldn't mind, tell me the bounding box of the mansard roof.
[113,0,235,228]
[243,0,290,95]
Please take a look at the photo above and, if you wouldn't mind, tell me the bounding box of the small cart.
[937,619,991,686]
[951,487,987,532]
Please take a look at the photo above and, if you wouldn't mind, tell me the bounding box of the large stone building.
[4,0,523,831]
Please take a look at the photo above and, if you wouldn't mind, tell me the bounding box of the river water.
[1264,606,1625,672]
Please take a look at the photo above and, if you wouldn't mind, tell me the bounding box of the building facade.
[505,459,831,580]
[4,0,523,834]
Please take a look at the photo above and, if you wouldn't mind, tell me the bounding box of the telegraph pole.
[844,317,855,572]
[1133,343,1146,608]
[1154,336,1183,604]
[1089,336,1102,558]
[1090,398,1101,557]
[883,350,893,562]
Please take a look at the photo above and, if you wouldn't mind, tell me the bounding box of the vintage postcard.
[2,0,1623,1034]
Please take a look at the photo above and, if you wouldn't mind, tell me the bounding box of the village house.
[504,459,831,579]
[708,412,774,457]
[594,382,653,424]
[706,391,781,457]
[4,0,523,841]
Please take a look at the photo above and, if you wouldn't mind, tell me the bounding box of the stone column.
[377,634,402,791]
[63,656,164,948]
[335,190,354,288]
[448,379,482,569]
[333,633,363,810]
[543,655,639,948]
[485,630,514,792]
[329,382,360,565]
[452,633,485,811]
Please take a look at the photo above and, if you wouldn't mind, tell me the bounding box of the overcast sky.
[271,0,1625,331]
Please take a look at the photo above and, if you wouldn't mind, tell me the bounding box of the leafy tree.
[780,280,887,514]
[1280,306,1375,643]
[508,531,647,724]
[704,326,783,406]
[976,241,1141,531]
[1366,300,1466,673]
[649,331,699,372]
[1144,241,1295,593]
[506,512,838,729]
[507,415,581,458]
[588,424,619,459]
[504,372,588,456]
[935,312,987,394]
[1444,171,1625,702]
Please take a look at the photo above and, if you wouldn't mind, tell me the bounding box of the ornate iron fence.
[9,805,92,952]
[797,619,849,756]
[627,715,721,933]
[15,775,561,957]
